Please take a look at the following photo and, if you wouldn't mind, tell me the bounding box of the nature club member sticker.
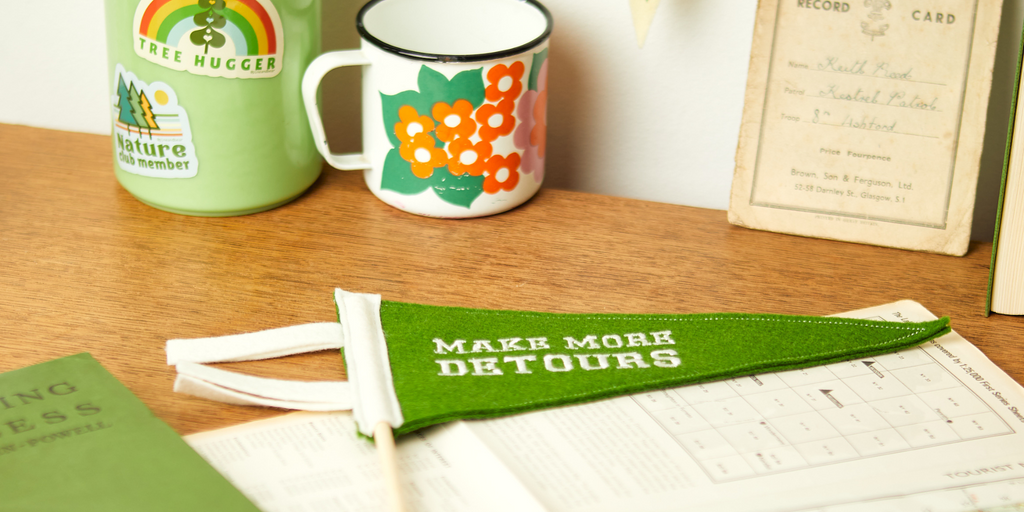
[133,0,284,79]
[111,64,199,178]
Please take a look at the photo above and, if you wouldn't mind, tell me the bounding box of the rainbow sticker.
[132,0,284,79]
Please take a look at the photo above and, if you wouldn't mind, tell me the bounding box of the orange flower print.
[482,153,521,194]
[399,132,448,179]
[447,137,492,177]
[432,99,477,143]
[476,99,516,142]
[531,89,548,158]
[394,105,435,143]
[485,61,525,103]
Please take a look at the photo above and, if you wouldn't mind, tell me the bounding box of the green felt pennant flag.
[334,290,951,437]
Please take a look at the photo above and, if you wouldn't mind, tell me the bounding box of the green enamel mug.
[104,0,322,216]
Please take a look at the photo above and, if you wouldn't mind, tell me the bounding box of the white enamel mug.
[302,0,552,218]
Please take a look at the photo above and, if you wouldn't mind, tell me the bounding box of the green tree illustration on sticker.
[116,74,159,137]
[128,83,147,135]
[191,0,227,54]
[116,75,139,132]
[380,66,487,209]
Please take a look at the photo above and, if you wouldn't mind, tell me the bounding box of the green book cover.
[987,21,1024,316]
[0,353,261,512]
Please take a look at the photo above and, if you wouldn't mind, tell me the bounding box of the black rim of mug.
[356,0,553,63]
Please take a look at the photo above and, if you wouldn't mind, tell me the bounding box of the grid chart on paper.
[633,340,1013,483]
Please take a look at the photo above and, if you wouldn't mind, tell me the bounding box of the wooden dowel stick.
[374,421,407,512]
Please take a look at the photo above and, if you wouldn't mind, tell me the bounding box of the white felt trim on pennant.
[173,374,350,411]
[335,288,404,437]
[166,322,345,365]
[175,362,352,406]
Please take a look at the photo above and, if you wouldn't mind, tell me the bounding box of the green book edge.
[0,353,260,512]
[987,20,1024,316]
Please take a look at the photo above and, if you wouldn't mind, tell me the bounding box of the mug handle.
[301,50,373,170]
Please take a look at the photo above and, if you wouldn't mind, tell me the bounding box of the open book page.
[791,477,1024,511]
[184,412,546,512]
[782,477,1024,511]
[464,300,1024,511]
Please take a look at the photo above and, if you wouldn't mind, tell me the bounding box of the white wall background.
[1,0,1021,242]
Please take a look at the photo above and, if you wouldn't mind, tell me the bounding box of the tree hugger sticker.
[111,64,199,178]
[132,0,285,79]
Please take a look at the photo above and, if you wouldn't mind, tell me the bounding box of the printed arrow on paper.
[863,360,885,378]
[820,389,845,409]
[629,0,662,48]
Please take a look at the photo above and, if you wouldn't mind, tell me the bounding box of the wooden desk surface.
[2,123,1023,436]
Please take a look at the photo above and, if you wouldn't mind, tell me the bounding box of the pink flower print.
[515,91,543,178]
[514,61,548,180]
[535,60,548,94]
